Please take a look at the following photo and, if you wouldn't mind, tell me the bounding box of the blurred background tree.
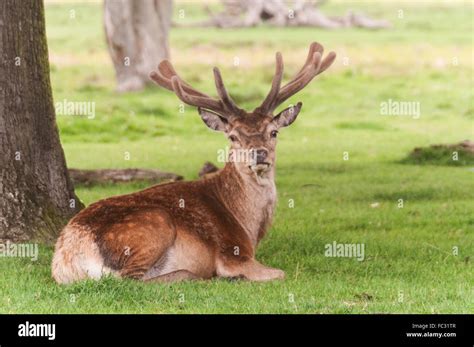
[190,0,390,29]
[104,0,173,92]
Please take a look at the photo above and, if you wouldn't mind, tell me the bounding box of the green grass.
[1,0,472,313]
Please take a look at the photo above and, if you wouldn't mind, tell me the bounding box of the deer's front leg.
[216,257,285,282]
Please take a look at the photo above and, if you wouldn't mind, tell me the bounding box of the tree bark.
[104,0,173,92]
[0,0,83,243]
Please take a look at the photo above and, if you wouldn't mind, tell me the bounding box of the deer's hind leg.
[98,210,177,280]
[141,229,215,283]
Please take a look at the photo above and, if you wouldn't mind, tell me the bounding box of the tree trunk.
[0,0,83,243]
[104,0,173,92]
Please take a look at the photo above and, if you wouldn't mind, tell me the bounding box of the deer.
[52,42,336,284]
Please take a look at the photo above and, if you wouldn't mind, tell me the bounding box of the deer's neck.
[214,163,277,249]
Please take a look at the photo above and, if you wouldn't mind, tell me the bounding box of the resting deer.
[52,42,336,284]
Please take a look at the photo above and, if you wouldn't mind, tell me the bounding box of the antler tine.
[170,76,228,117]
[316,51,337,75]
[149,69,174,92]
[151,60,211,98]
[256,52,284,115]
[275,51,323,105]
[150,60,243,118]
[267,43,336,113]
[150,68,208,98]
[213,67,243,115]
[256,43,322,103]
[291,42,324,82]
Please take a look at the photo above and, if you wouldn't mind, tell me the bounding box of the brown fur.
[53,160,278,283]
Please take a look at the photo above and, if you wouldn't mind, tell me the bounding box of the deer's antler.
[150,60,244,118]
[255,42,336,115]
[150,42,335,118]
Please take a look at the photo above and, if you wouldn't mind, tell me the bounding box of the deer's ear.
[198,108,228,132]
[273,102,302,128]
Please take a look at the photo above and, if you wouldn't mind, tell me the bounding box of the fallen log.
[198,161,220,179]
[178,0,391,30]
[69,168,183,186]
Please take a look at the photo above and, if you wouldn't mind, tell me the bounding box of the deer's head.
[150,42,336,183]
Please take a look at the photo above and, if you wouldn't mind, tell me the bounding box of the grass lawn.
[0,0,472,313]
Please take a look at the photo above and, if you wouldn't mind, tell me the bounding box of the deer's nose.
[252,148,268,164]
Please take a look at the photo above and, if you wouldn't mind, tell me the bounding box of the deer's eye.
[229,135,238,142]
[270,130,278,138]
